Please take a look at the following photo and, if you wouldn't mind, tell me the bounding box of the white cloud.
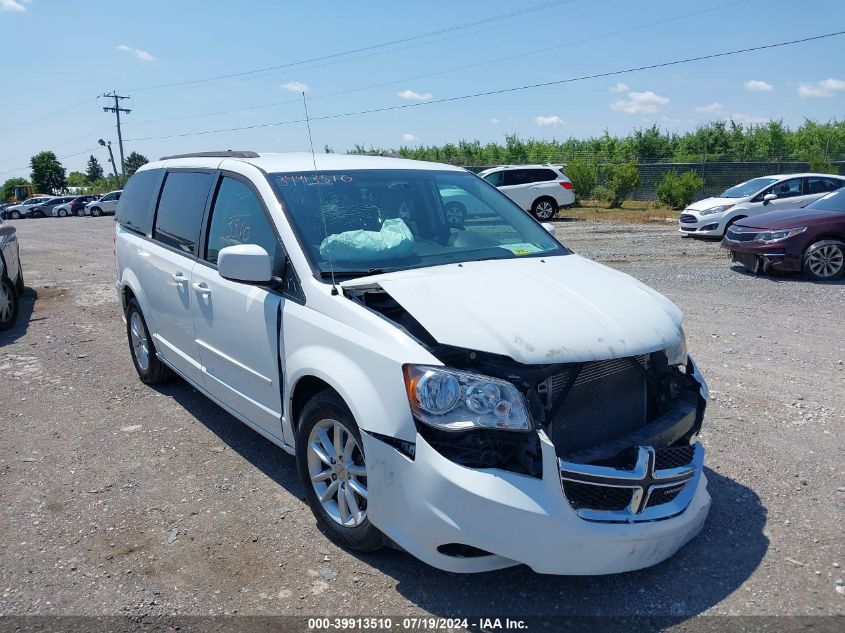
[609,82,630,93]
[281,81,309,93]
[116,44,155,62]
[695,102,723,113]
[798,78,845,98]
[611,90,670,114]
[1,0,29,12]
[397,89,432,101]
[402,133,419,143]
[489,117,500,124]
[534,115,563,127]
[744,80,773,92]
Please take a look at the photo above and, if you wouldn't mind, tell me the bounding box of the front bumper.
[678,212,727,236]
[722,240,802,273]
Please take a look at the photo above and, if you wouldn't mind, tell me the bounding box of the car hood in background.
[342,255,683,364]
[685,196,743,212]
[735,208,845,230]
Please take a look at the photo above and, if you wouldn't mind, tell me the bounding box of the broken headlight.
[403,365,532,432]
[665,328,688,366]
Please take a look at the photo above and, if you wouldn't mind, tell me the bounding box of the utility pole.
[102,91,130,182]
[98,139,120,181]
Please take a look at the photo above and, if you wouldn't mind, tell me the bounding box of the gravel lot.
[0,217,843,622]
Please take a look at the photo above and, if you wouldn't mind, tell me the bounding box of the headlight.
[700,204,734,216]
[403,365,532,432]
[665,328,688,366]
[753,227,806,243]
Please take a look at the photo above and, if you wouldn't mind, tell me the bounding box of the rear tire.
[296,390,383,553]
[57,209,67,217]
[804,242,845,281]
[10,210,20,220]
[0,277,19,331]
[90,207,102,217]
[531,197,557,221]
[125,298,172,384]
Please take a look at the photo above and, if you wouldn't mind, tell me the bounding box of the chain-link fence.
[462,161,845,201]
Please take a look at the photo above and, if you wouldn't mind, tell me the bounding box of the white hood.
[342,255,683,364]
[685,196,741,211]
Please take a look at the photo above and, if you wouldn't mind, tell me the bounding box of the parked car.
[722,188,845,280]
[0,217,24,330]
[4,196,53,220]
[52,195,98,217]
[116,151,709,575]
[83,190,122,216]
[477,164,575,220]
[679,173,845,238]
[27,195,77,218]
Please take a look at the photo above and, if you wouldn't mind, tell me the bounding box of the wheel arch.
[118,271,156,333]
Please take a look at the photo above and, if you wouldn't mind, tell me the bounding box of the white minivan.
[679,173,845,237]
[115,151,710,575]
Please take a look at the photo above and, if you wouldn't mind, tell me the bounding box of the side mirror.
[542,222,556,235]
[218,244,272,284]
[762,193,777,204]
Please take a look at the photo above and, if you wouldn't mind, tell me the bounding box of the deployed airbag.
[319,218,414,262]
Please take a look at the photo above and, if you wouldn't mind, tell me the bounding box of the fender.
[118,267,156,334]
[804,238,845,261]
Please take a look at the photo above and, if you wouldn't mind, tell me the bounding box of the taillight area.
[560,181,573,190]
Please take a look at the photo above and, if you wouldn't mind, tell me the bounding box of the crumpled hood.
[342,255,683,364]
[685,197,739,211]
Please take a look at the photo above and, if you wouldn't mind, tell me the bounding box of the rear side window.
[503,170,531,186]
[807,177,843,194]
[153,171,213,254]
[529,169,558,182]
[116,169,163,234]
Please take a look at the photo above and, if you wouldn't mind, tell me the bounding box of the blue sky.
[1,0,844,180]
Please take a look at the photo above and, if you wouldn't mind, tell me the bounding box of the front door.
[191,174,285,437]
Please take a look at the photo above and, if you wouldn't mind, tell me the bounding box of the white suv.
[478,164,575,220]
[83,190,122,216]
[115,151,710,575]
[679,173,845,237]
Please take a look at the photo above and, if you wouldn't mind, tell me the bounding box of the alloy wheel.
[129,311,150,372]
[534,200,555,220]
[306,418,368,528]
[807,245,844,279]
[0,282,13,324]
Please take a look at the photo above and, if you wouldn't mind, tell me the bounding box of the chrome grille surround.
[559,443,704,523]
[725,227,758,242]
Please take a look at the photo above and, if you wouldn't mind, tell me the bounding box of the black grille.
[563,482,633,511]
[679,213,697,223]
[654,445,695,471]
[726,228,757,242]
[646,485,685,508]
[548,356,647,458]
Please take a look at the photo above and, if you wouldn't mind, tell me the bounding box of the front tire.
[57,209,67,217]
[804,242,845,281]
[531,197,557,221]
[0,278,19,331]
[125,298,172,384]
[90,207,102,217]
[10,210,20,220]
[296,390,383,552]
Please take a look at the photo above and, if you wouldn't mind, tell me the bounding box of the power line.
[126,0,748,128]
[124,30,845,143]
[0,96,99,134]
[124,0,575,92]
[0,147,102,177]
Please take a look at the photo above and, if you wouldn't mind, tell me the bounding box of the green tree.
[596,162,640,208]
[124,152,149,177]
[85,155,104,182]
[66,172,88,189]
[656,170,705,209]
[564,157,598,204]
[30,151,67,194]
[3,177,30,202]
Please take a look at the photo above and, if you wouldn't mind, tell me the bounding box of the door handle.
[192,282,211,294]
[171,272,188,284]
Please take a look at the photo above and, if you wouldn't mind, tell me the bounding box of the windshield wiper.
[319,268,388,279]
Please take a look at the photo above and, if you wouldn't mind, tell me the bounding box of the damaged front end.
[347,284,708,524]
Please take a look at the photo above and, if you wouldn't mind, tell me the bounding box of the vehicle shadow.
[0,286,37,346]
[729,263,845,285]
[149,379,767,620]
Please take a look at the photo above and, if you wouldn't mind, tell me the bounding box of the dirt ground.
[0,216,843,623]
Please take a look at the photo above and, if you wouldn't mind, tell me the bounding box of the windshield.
[269,169,567,278]
[720,177,778,198]
[807,189,845,212]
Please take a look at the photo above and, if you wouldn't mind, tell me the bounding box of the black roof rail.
[158,150,260,160]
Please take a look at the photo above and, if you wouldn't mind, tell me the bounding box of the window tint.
[770,178,803,198]
[483,171,503,187]
[205,176,283,274]
[154,171,213,254]
[807,177,843,194]
[116,168,162,234]
[503,170,531,186]
[529,169,558,182]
